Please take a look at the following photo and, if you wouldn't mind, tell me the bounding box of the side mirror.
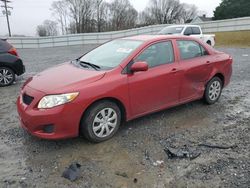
[131,61,148,73]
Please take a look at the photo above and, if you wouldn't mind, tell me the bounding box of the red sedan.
[17,35,232,142]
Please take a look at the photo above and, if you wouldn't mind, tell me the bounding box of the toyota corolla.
[17,35,232,142]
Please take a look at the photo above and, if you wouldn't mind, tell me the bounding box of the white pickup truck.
[158,25,215,46]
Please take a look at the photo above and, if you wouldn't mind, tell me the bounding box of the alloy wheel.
[0,68,14,86]
[92,108,118,138]
[208,80,221,101]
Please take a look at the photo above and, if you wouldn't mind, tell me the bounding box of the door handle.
[171,68,179,73]
[206,61,211,64]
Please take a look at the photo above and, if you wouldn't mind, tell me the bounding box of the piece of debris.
[115,171,129,178]
[153,160,164,167]
[133,178,138,183]
[164,147,200,160]
[144,149,154,164]
[62,162,81,181]
[198,143,237,149]
[144,149,150,160]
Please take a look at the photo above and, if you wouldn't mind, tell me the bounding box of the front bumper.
[16,86,83,140]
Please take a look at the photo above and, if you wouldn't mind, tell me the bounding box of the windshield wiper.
[78,60,100,70]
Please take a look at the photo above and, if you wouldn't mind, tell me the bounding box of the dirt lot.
[0,45,249,188]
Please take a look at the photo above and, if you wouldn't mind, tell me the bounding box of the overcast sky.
[0,0,221,36]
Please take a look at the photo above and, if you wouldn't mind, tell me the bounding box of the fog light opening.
[43,124,54,133]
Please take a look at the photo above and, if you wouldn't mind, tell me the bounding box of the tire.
[0,67,15,87]
[204,77,222,105]
[80,101,121,143]
[207,40,212,46]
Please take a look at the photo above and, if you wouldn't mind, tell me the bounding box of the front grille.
[22,93,34,105]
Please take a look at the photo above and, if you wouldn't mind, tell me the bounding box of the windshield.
[79,39,143,69]
[158,26,184,34]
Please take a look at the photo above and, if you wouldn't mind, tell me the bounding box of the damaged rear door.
[176,40,213,102]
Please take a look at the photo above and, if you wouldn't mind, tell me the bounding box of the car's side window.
[191,27,201,35]
[184,27,192,35]
[135,41,174,68]
[177,40,208,60]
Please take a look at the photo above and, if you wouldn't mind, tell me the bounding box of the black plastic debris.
[198,143,237,149]
[164,147,200,160]
[62,162,81,181]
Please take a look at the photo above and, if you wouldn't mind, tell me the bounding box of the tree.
[37,25,47,37]
[68,21,77,34]
[51,0,69,35]
[125,5,138,29]
[213,0,250,20]
[109,0,138,30]
[98,1,110,31]
[142,0,184,25]
[64,0,139,33]
[44,20,58,36]
[181,4,198,23]
[36,20,58,37]
[138,10,153,26]
[66,0,84,33]
[48,0,198,34]
[66,0,94,33]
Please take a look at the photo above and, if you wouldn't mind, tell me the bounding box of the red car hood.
[27,63,106,93]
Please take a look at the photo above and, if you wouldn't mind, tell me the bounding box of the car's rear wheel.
[204,77,222,104]
[0,67,15,87]
[80,101,121,143]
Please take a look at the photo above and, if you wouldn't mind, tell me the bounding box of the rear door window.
[177,40,208,60]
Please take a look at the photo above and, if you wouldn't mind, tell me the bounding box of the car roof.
[122,35,194,42]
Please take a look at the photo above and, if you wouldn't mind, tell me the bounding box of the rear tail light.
[8,47,19,57]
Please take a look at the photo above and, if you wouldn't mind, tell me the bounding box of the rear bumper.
[15,59,25,76]
[224,59,233,87]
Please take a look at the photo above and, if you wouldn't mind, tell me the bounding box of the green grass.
[208,31,250,47]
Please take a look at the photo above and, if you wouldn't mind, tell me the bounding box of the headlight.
[38,92,79,109]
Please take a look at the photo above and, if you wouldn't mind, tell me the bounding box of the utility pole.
[0,0,12,37]
[96,0,103,32]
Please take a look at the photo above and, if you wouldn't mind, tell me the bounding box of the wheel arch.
[0,64,16,74]
[213,73,225,87]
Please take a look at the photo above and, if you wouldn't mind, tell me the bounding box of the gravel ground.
[0,45,249,188]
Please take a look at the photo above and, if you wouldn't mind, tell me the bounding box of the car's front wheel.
[0,67,15,87]
[204,77,223,104]
[81,101,121,143]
